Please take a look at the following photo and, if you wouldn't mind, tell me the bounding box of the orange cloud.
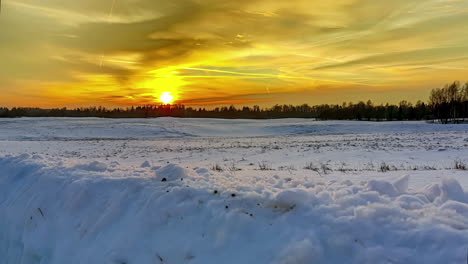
[1,0,468,107]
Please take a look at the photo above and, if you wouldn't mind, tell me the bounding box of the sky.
[1,0,468,108]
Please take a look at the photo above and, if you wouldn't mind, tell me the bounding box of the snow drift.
[1,154,467,264]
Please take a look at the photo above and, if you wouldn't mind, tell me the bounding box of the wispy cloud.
[1,0,468,107]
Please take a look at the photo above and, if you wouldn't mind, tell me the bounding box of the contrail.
[165,76,277,79]
[179,67,373,86]
[180,67,304,80]
[107,0,117,20]
[99,0,117,69]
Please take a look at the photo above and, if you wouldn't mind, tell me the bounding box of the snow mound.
[366,179,399,196]
[393,175,409,194]
[366,175,410,197]
[0,155,467,264]
[422,183,442,202]
[440,178,466,203]
[154,163,189,182]
[140,160,151,168]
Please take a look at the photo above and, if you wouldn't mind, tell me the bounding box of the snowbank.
[1,154,467,263]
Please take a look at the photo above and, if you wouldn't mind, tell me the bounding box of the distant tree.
[429,81,468,123]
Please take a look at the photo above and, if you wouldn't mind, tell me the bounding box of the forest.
[1,81,467,122]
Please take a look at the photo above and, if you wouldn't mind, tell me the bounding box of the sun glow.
[160,92,174,104]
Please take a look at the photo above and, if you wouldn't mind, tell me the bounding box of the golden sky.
[1,0,468,107]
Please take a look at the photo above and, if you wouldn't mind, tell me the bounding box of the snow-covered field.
[1,118,468,263]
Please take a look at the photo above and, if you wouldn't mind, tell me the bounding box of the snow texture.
[0,118,467,263]
[0,154,467,263]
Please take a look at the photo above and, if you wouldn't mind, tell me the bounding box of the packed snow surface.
[1,117,468,140]
[1,118,468,263]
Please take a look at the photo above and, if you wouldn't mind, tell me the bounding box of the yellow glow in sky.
[1,0,468,107]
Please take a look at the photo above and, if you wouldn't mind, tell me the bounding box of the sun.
[160,92,174,105]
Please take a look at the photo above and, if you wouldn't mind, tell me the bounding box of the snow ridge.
[0,154,467,264]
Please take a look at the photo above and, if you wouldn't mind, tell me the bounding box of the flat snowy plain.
[1,118,468,263]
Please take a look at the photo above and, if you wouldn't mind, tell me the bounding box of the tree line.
[0,101,430,120]
[429,81,468,123]
[1,81,467,122]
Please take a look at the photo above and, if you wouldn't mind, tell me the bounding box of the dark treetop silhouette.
[1,82,467,122]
